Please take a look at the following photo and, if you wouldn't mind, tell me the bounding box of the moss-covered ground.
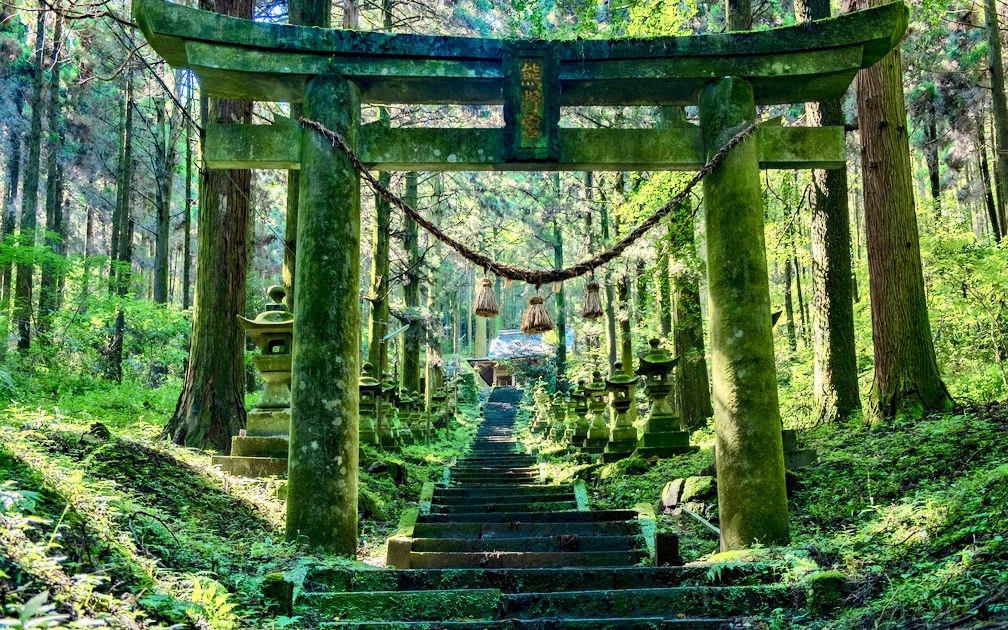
[0,377,478,628]
[523,401,1008,628]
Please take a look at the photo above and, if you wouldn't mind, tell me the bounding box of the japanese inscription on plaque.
[503,44,559,162]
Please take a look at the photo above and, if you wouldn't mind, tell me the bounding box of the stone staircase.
[296,387,791,628]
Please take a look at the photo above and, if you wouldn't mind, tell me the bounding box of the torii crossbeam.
[133,0,908,554]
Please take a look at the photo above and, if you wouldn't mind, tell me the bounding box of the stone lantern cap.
[606,361,639,390]
[584,370,606,392]
[637,338,680,376]
[359,362,381,392]
[238,285,293,351]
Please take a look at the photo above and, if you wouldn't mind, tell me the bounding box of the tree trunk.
[984,0,1008,236]
[13,7,48,352]
[977,112,1002,242]
[166,0,253,451]
[1,88,23,312]
[783,259,797,352]
[112,73,135,297]
[656,241,672,337]
[553,216,567,388]
[796,0,862,424]
[401,171,422,394]
[924,99,941,215]
[600,194,617,366]
[153,96,177,304]
[849,0,952,419]
[183,82,194,309]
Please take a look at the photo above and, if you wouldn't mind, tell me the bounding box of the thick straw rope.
[300,117,758,286]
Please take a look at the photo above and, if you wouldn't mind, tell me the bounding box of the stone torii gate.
[134,0,907,555]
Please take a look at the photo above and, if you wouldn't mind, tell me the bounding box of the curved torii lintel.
[134,0,908,106]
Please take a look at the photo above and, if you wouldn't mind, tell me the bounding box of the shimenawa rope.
[299,117,758,286]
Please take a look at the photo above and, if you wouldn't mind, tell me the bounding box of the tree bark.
[849,0,952,419]
[977,112,1002,242]
[13,7,48,352]
[183,80,194,309]
[553,216,567,388]
[401,171,422,394]
[166,0,253,451]
[794,0,863,423]
[153,96,177,304]
[984,0,1008,236]
[1,89,23,311]
[656,241,672,337]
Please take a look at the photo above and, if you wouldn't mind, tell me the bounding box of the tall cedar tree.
[13,7,46,351]
[796,0,861,424]
[166,0,253,451]
[37,10,64,334]
[848,0,952,418]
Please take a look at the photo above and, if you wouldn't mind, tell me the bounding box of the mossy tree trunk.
[286,75,361,555]
[553,216,567,388]
[401,171,422,394]
[796,0,861,424]
[13,6,47,352]
[182,79,194,309]
[701,76,789,550]
[166,0,253,451]
[849,0,953,420]
[152,96,178,305]
[655,242,672,337]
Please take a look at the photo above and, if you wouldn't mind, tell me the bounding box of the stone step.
[431,492,574,505]
[449,475,540,484]
[418,510,638,524]
[413,519,641,540]
[433,486,567,498]
[305,565,781,593]
[408,549,647,568]
[304,585,786,621]
[320,618,729,629]
[453,461,540,471]
[210,455,287,478]
[499,586,791,619]
[411,534,646,553]
[430,501,578,514]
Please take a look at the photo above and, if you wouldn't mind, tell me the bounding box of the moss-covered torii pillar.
[700,76,789,550]
[287,75,361,554]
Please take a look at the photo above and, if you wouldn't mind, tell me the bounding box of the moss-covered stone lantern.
[379,372,400,451]
[531,382,551,433]
[359,362,381,448]
[582,370,609,453]
[211,285,292,478]
[635,339,693,457]
[563,379,589,447]
[603,361,639,463]
[549,392,567,436]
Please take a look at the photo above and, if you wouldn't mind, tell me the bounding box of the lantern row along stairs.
[133,0,908,553]
[295,388,792,627]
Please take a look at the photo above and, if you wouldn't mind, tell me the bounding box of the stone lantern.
[549,392,567,436]
[211,285,292,478]
[359,362,381,448]
[531,382,551,433]
[582,371,609,453]
[430,387,448,430]
[603,361,639,463]
[379,372,400,450]
[563,379,589,447]
[635,339,693,457]
[396,390,417,446]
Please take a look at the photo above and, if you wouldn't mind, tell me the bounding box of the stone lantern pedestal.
[397,391,417,445]
[562,380,588,447]
[635,339,694,458]
[549,392,567,437]
[379,373,401,451]
[212,286,292,478]
[582,371,610,453]
[359,362,381,448]
[602,362,639,463]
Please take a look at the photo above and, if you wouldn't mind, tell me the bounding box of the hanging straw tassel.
[521,295,554,334]
[473,277,500,318]
[581,279,603,320]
